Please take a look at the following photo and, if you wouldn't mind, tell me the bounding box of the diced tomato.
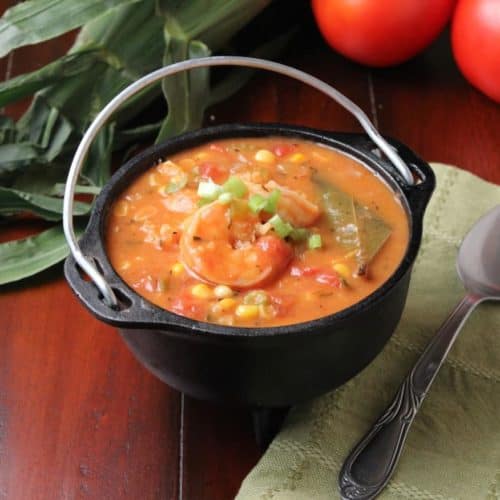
[273,143,297,157]
[209,143,226,153]
[171,295,206,320]
[290,265,320,277]
[199,162,228,183]
[316,273,343,288]
[290,265,343,288]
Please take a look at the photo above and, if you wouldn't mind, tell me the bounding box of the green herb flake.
[222,176,247,198]
[308,233,322,249]
[269,214,294,238]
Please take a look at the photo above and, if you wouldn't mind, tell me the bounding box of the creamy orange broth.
[106,137,408,327]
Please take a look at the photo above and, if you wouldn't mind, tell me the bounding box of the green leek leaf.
[0,0,298,285]
[0,0,142,58]
[0,225,81,285]
[0,187,91,221]
[0,49,101,108]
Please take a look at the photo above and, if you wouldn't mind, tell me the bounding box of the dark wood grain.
[0,2,181,499]
[1,5,499,500]
[0,281,180,499]
[371,31,500,184]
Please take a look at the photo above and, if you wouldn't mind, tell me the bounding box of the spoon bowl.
[458,205,500,299]
[339,204,500,500]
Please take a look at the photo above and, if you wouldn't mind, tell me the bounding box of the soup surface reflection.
[106,137,409,327]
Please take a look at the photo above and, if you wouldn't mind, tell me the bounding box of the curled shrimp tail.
[180,201,293,289]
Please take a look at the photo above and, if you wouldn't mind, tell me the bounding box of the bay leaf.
[355,204,392,269]
[314,175,392,273]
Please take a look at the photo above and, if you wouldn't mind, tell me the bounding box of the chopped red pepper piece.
[290,265,343,288]
[273,143,297,157]
[199,162,228,183]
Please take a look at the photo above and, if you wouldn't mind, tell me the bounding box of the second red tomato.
[311,0,457,67]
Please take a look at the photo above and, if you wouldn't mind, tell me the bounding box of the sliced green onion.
[265,189,281,213]
[248,189,281,214]
[308,234,322,249]
[269,214,294,238]
[197,179,222,201]
[289,227,309,242]
[248,194,268,213]
[218,192,233,204]
[197,198,212,207]
[222,176,247,198]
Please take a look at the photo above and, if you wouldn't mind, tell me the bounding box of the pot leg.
[252,407,290,451]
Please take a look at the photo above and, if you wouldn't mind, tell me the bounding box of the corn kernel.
[214,285,234,299]
[254,149,276,163]
[171,262,184,276]
[217,298,237,312]
[333,263,351,279]
[235,304,260,320]
[289,153,306,163]
[191,283,213,299]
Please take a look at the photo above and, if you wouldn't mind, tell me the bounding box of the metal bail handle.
[63,55,414,308]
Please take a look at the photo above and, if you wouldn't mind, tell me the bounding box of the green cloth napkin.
[237,163,500,500]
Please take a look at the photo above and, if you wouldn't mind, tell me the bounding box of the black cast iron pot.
[62,58,435,447]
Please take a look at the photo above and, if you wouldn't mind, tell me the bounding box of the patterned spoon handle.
[338,293,482,500]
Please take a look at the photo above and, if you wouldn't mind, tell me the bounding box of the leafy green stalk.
[0,226,82,285]
[0,0,298,284]
[0,187,91,221]
[0,0,142,57]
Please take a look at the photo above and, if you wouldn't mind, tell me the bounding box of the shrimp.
[161,190,198,214]
[247,179,320,227]
[180,201,293,289]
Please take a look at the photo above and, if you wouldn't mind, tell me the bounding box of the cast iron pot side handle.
[63,56,414,308]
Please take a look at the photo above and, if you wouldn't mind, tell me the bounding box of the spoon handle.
[339,293,482,500]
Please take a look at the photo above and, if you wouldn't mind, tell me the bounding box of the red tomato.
[452,0,500,102]
[171,295,206,320]
[290,265,343,288]
[199,162,227,183]
[311,0,457,67]
[273,143,297,157]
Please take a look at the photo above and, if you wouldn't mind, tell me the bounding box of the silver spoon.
[339,204,500,500]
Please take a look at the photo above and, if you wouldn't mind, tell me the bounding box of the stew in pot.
[106,137,408,327]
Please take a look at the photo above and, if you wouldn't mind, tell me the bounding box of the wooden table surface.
[1,4,499,499]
